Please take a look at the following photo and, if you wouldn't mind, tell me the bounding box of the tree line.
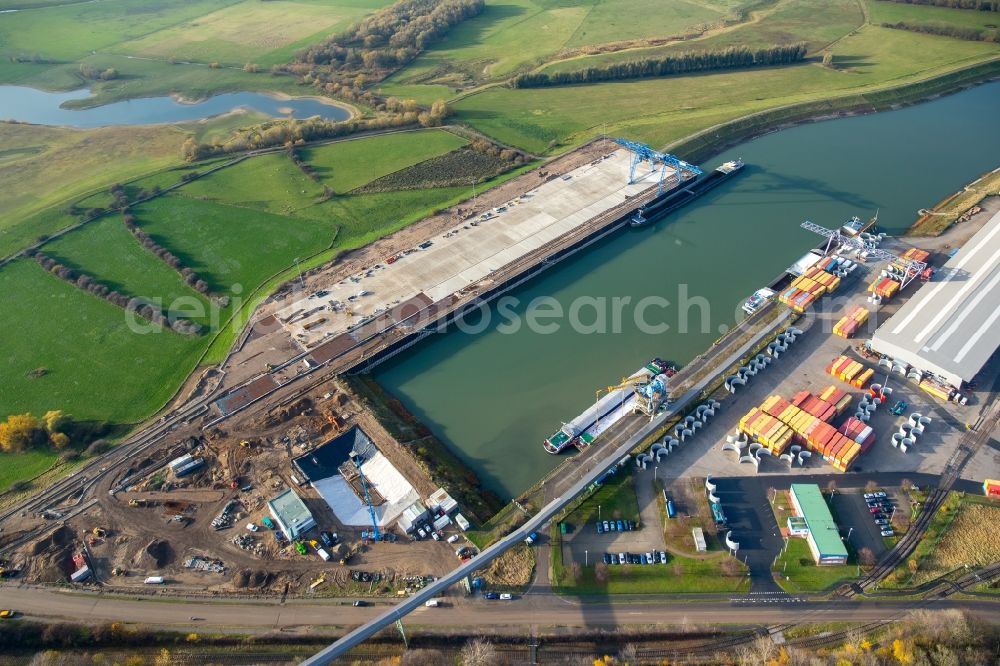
[296,0,484,77]
[181,99,451,161]
[29,250,202,335]
[122,211,225,306]
[511,43,808,88]
[881,20,1000,41]
[877,0,999,10]
[0,411,71,453]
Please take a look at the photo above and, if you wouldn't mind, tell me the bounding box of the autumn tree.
[0,414,46,452]
[460,638,497,666]
[858,547,876,569]
[594,561,609,584]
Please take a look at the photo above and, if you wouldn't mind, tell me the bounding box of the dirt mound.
[233,569,272,589]
[143,540,174,568]
[31,526,74,555]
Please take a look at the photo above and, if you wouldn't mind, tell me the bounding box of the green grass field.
[453,24,1000,153]
[0,130,516,438]
[564,472,641,527]
[0,449,59,493]
[867,0,1000,31]
[774,538,858,593]
[301,130,468,193]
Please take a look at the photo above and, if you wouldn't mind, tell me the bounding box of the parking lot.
[831,488,901,557]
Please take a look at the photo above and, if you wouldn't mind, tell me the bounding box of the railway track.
[845,395,999,595]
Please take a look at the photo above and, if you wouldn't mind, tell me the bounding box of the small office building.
[267,488,316,540]
[789,484,848,565]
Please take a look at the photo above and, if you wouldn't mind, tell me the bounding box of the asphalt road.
[4,586,998,633]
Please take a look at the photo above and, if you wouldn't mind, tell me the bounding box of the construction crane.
[350,448,381,541]
[614,138,703,194]
[799,220,927,289]
[595,375,648,405]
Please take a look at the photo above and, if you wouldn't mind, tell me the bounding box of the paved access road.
[4,586,998,633]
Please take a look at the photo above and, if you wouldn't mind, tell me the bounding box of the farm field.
[379,0,756,94]
[300,130,468,193]
[452,24,1000,153]
[867,0,1000,32]
[0,130,524,441]
[0,449,60,494]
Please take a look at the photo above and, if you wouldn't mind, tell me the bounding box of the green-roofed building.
[789,484,848,565]
[268,488,316,540]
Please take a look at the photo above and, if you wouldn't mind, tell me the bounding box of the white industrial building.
[871,210,1000,389]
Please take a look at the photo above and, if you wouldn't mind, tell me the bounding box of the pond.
[0,85,351,128]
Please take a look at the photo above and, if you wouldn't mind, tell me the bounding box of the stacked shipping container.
[868,276,900,300]
[833,305,869,338]
[738,385,868,471]
[779,259,843,313]
[825,355,874,388]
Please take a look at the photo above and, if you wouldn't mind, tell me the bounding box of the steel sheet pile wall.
[739,385,871,471]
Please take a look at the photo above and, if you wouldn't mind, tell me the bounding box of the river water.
[374,81,1000,500]
[0,85,350,127]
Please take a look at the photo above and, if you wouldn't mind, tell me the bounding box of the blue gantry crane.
[614,138,702,194]
[350,448,381,541]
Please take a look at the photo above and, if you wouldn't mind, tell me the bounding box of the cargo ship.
[630,159,744,228]
[543,358,676,454]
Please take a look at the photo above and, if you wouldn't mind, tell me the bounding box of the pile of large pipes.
[642,400,721,469]
[729,327,803,393]
[892,412,932,453]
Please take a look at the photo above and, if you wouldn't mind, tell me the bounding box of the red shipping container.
[792,390,810,407]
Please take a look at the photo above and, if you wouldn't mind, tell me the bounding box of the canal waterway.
[0,85,350,127]
[378,82,1000,500]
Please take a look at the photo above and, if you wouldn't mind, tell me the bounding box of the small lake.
[0,85,351,128]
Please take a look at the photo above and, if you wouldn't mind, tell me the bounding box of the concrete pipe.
[708,491,720,504]
[749,442,763,455]
[755,354,770,365]
[788,326,804,336]
[907,370,923,382]
[651,443,665,457]
[701,407,716,419]
[691,420,703,432]
[893,364,909,376]
[900,438,913,453]
[919,416,932,426]
[776,334,788,345]
[779,453,793,464]
[696,405,709,417]
[739,455,755,465]
[722,441,738,453]
[767,342,779,356]
[859,412,870,423]
[725,532,739,552]
[908,413,920,427]
[755,447,772,459]
[870,383,882,394]
[871,397,882,407]
[881,386,894,396]
[912,424,924,437]
[680,428,693,442]
[899,424,913,438]
[791,445,802,455]
[710,400,721,410]
[740,365,755,377]
[684,415,696,427]
[798,450,812,465]
[705,476,716,493]
[855,410,866,420]
[891,433,902,448]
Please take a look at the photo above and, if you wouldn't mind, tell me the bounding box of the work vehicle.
[261,517,275,529]
[317,548,331,562]
[295,542,308,555]
[320,531,336,547]
[0,610,16,619]
[524,532,538,545]
[144,576,165,585]
[891,400,908,416]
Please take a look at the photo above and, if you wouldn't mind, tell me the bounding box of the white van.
[317,548,331,562]
[424,599,440,607]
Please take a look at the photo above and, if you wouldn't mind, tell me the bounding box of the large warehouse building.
[870,210,1000,389]
[789,484,848,565]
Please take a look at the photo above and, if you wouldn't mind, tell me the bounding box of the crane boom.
[799,220,927,288]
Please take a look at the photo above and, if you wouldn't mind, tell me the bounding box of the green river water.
[375,82,1000,500]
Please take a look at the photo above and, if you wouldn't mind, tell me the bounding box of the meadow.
[0,129,524,435]
[452,24,1000,153]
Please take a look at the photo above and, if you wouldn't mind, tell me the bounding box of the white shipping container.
[144,576,165,585]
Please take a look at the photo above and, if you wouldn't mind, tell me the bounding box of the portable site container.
[144,576,165,585]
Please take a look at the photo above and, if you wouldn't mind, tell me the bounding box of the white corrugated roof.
[871,210,1000,384]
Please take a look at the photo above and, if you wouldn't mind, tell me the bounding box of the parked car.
[603,553,611,564]
[875,519,888,526]
[640,554,648,565]
[608,521,617,532]
[619,552,626,565]
[875,491,887,498]
[646,552,654,564]
[483,592,500,600]
[596,521,604,534]
[617,519,624,531]
[447,534,460,544]
[627,520,636,531]
[353,600,366,607]
[891,400,908,416]
[499,593,513,601]
[603,521,610,533]
[658,551,667,564]
[881,528,895,537]
[863,493,875,499]
[869,507,881,514]
[610,554,619,565]
[246,522,258,532]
